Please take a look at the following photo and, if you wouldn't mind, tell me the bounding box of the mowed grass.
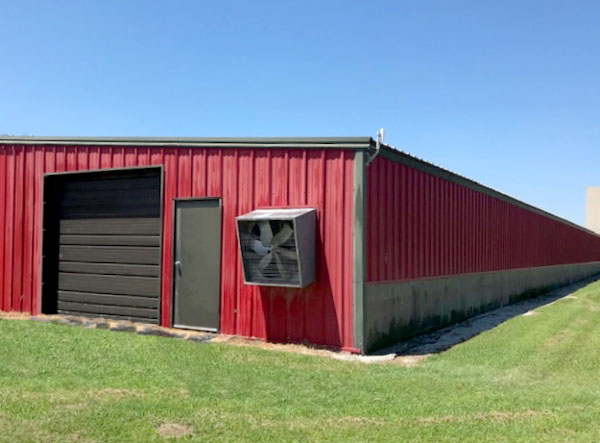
[2,280,600,442]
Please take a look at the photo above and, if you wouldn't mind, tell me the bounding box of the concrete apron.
[364,261,600,353]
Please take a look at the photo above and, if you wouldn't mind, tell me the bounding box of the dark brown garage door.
[42,168,161,324]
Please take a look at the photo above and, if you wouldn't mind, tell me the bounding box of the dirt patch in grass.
[0,312,32,320]
[88,388,145,399]
[544,331,570,347]
[391,355,430,367]
[326,416,385,426]
[156,423,194,439]
[417,409,547,424]
[63,430,97,443]
[59,402,88,411]
[223,335,350,359]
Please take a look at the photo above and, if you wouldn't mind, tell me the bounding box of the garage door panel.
[57,301,159,321]
[61,175,159,193]
[46,167,162,323]
[58,262,160,277]
[59,218,161,235]
[60,188,159,205]
[59,235,160,247]
[59,245,160,264]
[59,204,160,219]
[58,273,160,297]
[57,291,159,309]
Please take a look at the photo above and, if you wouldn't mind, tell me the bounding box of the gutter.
[0,136,373,151]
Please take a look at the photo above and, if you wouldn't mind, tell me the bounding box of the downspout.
[366,128,384,165]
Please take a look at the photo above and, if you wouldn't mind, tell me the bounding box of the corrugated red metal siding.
[0,145,354,350]
[366,156,600,282]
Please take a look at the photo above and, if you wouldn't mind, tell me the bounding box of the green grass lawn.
[2,280,600,442]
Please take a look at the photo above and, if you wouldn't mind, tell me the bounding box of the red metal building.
[1,136,599,353]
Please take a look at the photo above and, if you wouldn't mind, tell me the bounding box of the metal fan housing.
[236,208,316,288]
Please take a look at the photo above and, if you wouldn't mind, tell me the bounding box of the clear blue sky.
[1,1,598,225]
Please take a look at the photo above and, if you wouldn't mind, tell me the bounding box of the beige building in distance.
[586,187,600,234]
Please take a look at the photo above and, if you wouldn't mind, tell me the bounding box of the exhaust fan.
[236,208,316,287]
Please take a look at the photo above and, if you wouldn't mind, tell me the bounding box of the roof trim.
[0,136,374,150]
[378,144,599,237]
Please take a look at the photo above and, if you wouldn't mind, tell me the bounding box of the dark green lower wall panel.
[364,261,600,353]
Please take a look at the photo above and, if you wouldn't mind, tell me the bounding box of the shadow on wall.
[375,274,600,356]
[257,225,342,349]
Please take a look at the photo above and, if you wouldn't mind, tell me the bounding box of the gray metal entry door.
[172,199,222,331]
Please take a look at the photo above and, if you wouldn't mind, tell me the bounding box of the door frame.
[170,197,222,332]
[40,165,164,319]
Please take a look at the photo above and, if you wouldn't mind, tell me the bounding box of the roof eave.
[0,136,374,150]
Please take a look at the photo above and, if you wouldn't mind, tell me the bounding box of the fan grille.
[238,219,301,286]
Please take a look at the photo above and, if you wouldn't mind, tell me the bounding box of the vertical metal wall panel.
[382,160,391,281]
[379,158,386,280]
[220,150,238,336]
[0,144,354,351]
[267,150,287,342]
[393,163,400,279]
[366,156,600,282]
[0,146,6,311]
[31,147,44,315]
[423,173,430,278]
[4,147,15,312]
[12,147,22,312]
[412,170,420,279]
[399,164,407,279]
[407,166,414,278]
[434,177,441,275]
[343,153,354,347]
[287,151,306,343]
[417,171,425,277]
[251,150,269,339]
[365,157,373,281]
[236,150,254,338]
[22,148,34,312]
[324,151,341,344]
[161,148,176,327]
[305,151,326,344]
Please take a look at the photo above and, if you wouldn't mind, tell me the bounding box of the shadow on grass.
[376,274,600,357]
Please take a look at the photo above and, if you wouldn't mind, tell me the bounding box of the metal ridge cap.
[379,144,600,238]
[0,135,373,148]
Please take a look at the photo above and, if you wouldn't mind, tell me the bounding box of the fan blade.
[251,239,270,256]
[271,223,293,247]
[276,247,297,261]
[258,221,273,246]
[258,252,273,270]
[273,251,286,276]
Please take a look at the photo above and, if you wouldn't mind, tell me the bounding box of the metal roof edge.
[378,144,599,238]
[0,135,374,150]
